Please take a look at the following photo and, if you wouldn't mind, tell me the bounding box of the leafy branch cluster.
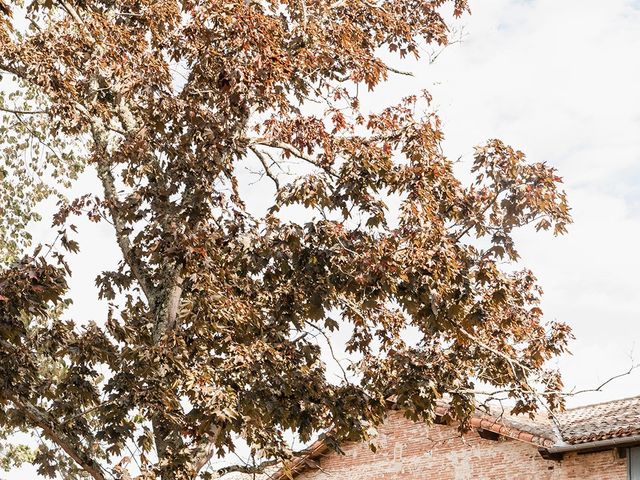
[0,0,573,479]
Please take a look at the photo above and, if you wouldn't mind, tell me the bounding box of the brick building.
[267,395,640,480]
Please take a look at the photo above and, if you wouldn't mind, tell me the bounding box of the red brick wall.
[296,410,628,480]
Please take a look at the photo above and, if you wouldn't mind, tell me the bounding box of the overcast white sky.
[10,1,640,477]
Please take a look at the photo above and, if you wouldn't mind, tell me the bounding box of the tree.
[0,0,572,478]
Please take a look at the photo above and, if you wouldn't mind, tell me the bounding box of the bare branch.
[215,458,280,476]
[452,321,534,377]
[385,65,413,77]
[94,157,155,303]
[562,361,640,397]
[11,397,107,480]
[250,139,337,178]
[250,145,280,189]
[305,321,350,384]
[0,106,48,115]
[56,0,88,30]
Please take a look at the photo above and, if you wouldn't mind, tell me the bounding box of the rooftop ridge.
[562,392,640,412]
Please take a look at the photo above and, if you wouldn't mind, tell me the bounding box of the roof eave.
[546,434,640,453]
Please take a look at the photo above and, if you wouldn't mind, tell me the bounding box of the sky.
[7,0,640,477]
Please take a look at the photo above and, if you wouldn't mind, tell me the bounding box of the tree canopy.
[0,0,572,478]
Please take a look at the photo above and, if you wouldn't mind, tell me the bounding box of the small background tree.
[0,0,572,478]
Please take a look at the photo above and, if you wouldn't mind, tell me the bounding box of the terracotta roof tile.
[555,395,640,444]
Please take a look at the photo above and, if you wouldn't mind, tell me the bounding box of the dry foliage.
[0,0,572,478]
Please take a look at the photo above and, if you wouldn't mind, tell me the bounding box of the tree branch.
[249,145,280,189]
[452,189,504,243]
[250,139,337,178]
[451,320,534,378]
[214,458,280,476]
[94,157,155,304]
[0,106,48,115]
[562,361,640,397]
[11,397,107,480]
[385,65,413,77]
[189,427,220,475]
[152,273,183,342]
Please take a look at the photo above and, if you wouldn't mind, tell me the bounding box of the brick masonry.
[295,410,628,480]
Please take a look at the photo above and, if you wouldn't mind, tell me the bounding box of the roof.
[555,395,640,445]
[434,402,556,448]
[264,394,640,479]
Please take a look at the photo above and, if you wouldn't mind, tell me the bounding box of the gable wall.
[296,410,628,480]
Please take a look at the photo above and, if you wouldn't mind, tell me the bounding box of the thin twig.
[250,145,280,189]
